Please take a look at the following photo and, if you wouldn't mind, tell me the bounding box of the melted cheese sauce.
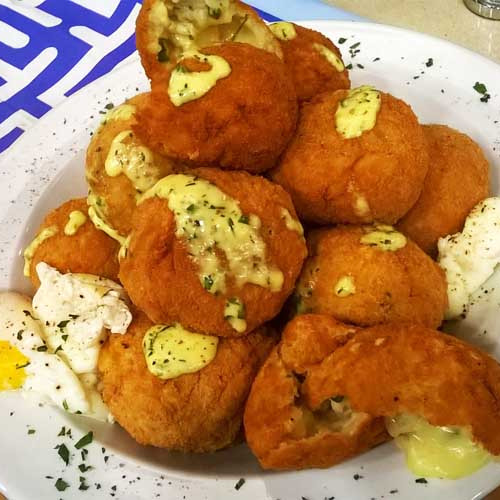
[334,276,356,297]
[23,226,58,277]
[313,43,344,71]
[224,297,246,333]
[280,207,304,236]
[270,21,297,41]
[143,323,218,379]
[168,52,231,106]
[64,210,87,236]
[336,85,381,139]
[360,225,407,252]
[140,174,284,294]
[386,414,492,479]
[103,103,136,123]
[0,340,28,391]
[105,130,162,192]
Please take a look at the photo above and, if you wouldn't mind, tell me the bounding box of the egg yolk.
[0,340,29,391]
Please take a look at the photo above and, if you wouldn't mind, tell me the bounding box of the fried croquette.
[134,43,298,173]
[98,311,276,452]
[293,225,448,328]
[119,167,307,337]
[136,0,282,80]
[270,88,429,224]
[244,314,389,470]
[270,22,350,102]
[397,124,490,256]
[27,198,120,288]
[86,94,178,236]
[304,321,500,458]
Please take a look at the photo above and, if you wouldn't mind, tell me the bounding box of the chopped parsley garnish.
[238,215,249,224]
[415,478,428,484]
[349,42,360,49]
[473,81,491,102]
[62,400,69,411]
[16,330,24,340]
[16,361,30,370]
[425,57,434,67]
[58,426,66,437]
[69,314,79,320]
[79,476,90,491]
[54,345,63,354]
[36,345,48,352]
[187,204,197,213]
[338,37,347,44]
[27,428,35,435]
[234,478,246,490]
[104,103,114,110]
[62,334,69,342]
[79,464,93,473]
[57,443,70,465]
[75,431,93,449]
[57,320,70,329]
[55,478,70,492]
[203,275,214,290]
[207,6,222,19]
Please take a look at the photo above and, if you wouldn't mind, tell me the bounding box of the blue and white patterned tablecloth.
[0,0,360,155]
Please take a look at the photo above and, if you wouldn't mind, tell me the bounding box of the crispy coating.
[244,314,389,470]
[134,43,298,173]
[136,0,282,80]
[119,167,307,337]
[397,124,490,256]
[29,198,120,288]
[293,226,448,328]
[98,311,276,452]
[304,321,500,457]
[86,94,178,236]
[273,23,350,103]
[270,90,429,224]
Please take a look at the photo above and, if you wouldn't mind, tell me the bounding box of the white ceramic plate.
[1,20,500,500]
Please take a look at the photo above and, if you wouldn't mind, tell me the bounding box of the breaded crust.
[29,198,120,287]
[98,311,276,452]
[294,226,448,328]
[270,90,428,224]
[397,124,490,256]
[136,0,282,79]
[274,23,350,102]
[305,322,500,456]
[244,314,389,470]
[134,43,298,173]
[119,167,307,337]
[86,93,178,236]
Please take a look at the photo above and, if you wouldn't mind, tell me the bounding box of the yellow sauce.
[335,85,381,139]
[0,340,28,391]
[360,225,407,252]
[23,226,58,277]
[140,174,284,294]
[105,130,162,193]
[313,43,344,71]
[102,103,136,124]
[280,208,304,236]
[64,210,87,236]
[334,276,356,297]
[143,323,218,379]
[168,51,232,106]
[270,22,297,41]
[87,191,127,246]
[386,414,492,479]
[224,297,246,333]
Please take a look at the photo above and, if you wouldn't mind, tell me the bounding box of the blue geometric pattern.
[0,0,283,155]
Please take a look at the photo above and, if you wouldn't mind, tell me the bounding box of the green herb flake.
[62,399,69,411]
[338,37,347,44]
[187,204,197,213]
[27,428,36,435]
[58,426,66,437]
[104,103,114,110]
[57,443,70,465]
[473,82,487,94]
[238,215,249,224]
[75,431,93,450]
[203,275,214,290]
[79,464,93,473]
[415,478,428,484]
[36,345,47,352]
[57,320,70,329]
[425,57,434,67]
[55,478,70,492]
[235,478,246,490]
[62,334,69,342]
[157,37,169,63]
[207,6,222,19]
[79,476,90,491]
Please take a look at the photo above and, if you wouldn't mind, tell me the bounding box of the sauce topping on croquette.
[87,192,127,246]
[360,224,407,252]
[335,85,381,139]
[101,103,136,125]
[313,43,345,72]
[386,414,492,479]
[280,207,304,236]
[23,226,58,277]
[168,52,232,106]
[334,276,356,298]
[142,323,218,379]
[269,22,297,41]
[64,210,87,236]
[140,174,284,294]
[224,297,246,333]
[105,130,162,192]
